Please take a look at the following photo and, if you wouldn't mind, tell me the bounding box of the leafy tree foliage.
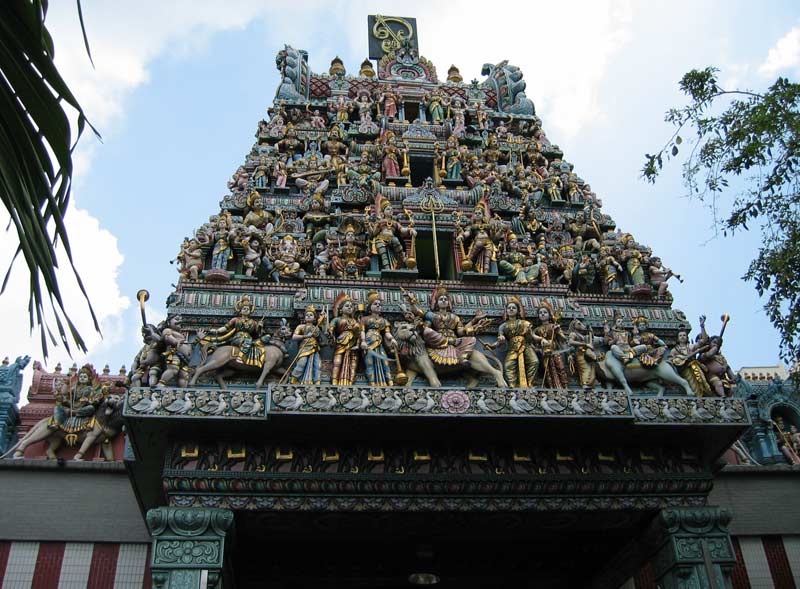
[644,67,800,367]
[0,0,99,357]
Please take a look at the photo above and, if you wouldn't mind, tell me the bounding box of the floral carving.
[441,390,470,414]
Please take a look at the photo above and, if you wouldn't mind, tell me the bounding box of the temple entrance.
[230,510,652,588]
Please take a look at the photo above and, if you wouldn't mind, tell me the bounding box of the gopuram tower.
[122,16,750,588]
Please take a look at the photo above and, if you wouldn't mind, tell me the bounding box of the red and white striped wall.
[0,542,150,589]
[632,535,800,589]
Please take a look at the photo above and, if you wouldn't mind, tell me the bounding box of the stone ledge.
[123,385,750,426]
[0,458,126,471]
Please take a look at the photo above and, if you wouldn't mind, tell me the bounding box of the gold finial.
[447,64,463,83]
[329,55,346,76]
[359,58,375,78]
[137,289,150,326]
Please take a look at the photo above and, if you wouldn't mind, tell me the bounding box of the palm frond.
[0,0,101,357]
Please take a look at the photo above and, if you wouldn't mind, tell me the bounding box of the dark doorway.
[404,101,421,123]
[410,156,435,187]
[415,230,455,281]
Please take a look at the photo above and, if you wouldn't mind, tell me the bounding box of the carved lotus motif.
[441,390,470,414]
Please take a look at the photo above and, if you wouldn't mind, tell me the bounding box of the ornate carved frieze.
[124,385,750,426]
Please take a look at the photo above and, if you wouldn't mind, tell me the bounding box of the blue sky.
[1,0,799,387]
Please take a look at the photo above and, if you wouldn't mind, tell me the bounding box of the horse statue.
[392,322,507,388]
[190,320,292,389]
[596,348,694,396]
[2,394,124,461]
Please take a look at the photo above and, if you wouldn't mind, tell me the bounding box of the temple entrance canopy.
[118,15,749,588]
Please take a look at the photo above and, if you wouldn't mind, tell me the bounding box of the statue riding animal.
[190,321,292,389]
[597,348,694,396]
[392,322,507,388]
[2,394,124,461]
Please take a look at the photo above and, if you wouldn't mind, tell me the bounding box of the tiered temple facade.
[1,16,800,589]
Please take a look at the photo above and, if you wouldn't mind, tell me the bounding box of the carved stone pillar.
[146,507,235,589]
[647,507,736,589]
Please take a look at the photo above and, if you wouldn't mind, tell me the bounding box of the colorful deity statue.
[10,362,120,461]
[206,212,235,271]
[360,290,397,386]
[377,84,401,120]
[200,296,266,368]
[441,135,462,180]
[175,237,203,281]
[50,364,106,437]
[131,323,164,387]
[545,175,564,203]
[450,97,466,138]
[347,151,382,194]
[697,315,736,397]
[329,293,363,386]
[273,158,288,188]
[573,253,597,293]
[567,319,599,389]
[277,123,303,161]
[597,246,624,294]
[330,222,371,278]
[492,296,538,387]
[302,193,333,241]
[243,191,275,235]
[456,199,499,273]
[265,105,287,138]
[307,109,326,130]
[289,305,324,385]
[424,88,447,123]
[649,257,682,297]
[329,94,352,124]
[368,195,416,271]
[621,235,646,286]
[321,124,349,187]
[631,316,667,367]
[532,302,569,389]
[265,234,310,282]
[156,315,192,388]
[354,89,379,134]
[228,165,249,193]
[511,200,547,242]
[403,285,491,367]
[252,156,272,189]
[669,322,713,396]
[604,311,646,364]
[240,235,264,277]
[568,211,602,253]
[312,241,335,277]
[498,233,540,284]
[381,132,404,180]
[772,417,800,464]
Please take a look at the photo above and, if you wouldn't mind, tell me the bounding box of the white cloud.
[759,25,800,77]
[0,205,130,372]
[720,63,750,90]
[48,1,634,148]
[334,0,634,140]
